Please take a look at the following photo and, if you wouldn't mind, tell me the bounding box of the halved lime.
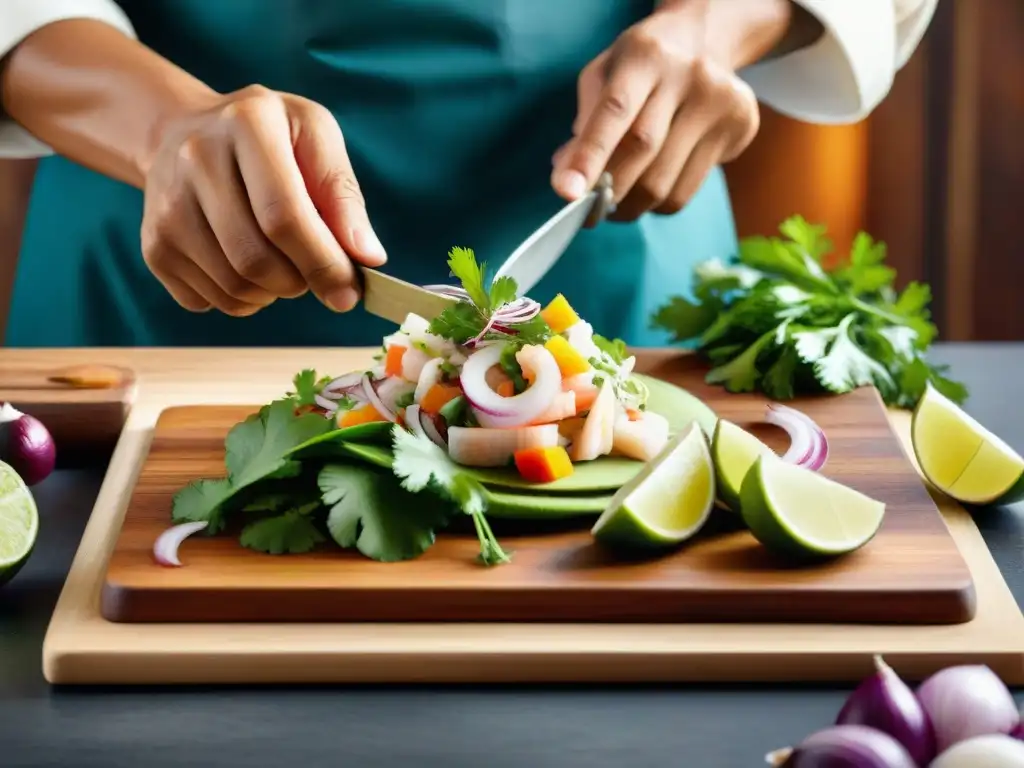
[711,419,772,512]
[590,422,715,550]
[912,383,1024,505]
[739,456,885,558]
[0,460,39,586]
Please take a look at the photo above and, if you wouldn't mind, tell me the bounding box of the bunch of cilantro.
[651,216,967,408]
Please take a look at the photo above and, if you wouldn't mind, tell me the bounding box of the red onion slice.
[361,374,397,422]
[153,521,209,567]
[419,410,448,449]
[460,343,561,428]
[322,371,364,396]
[764,403,828,472]
[405,404,427,439]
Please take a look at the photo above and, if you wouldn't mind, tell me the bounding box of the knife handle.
[584,172,615,228]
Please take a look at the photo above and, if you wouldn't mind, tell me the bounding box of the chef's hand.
[141,85,385,316]
[551,1,763,222]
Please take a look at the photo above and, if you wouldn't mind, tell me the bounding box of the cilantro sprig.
[170,368,511,565]
[651,216,966,408]
[428,246,552,347]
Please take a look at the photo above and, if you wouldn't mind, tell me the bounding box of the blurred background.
[0,1,1020,343]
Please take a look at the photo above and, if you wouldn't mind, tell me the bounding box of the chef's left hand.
[551,1,762,222]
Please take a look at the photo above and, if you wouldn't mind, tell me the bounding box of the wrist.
[654,0,797,70]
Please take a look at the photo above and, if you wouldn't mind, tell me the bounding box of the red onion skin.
[1012,722,1024,741]
[917,665,1021,754]
[835,656,937,765]
[780,725,916,768]
[0,410,56,486]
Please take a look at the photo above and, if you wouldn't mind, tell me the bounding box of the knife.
[492,171,615,295]
[360,172,615,325]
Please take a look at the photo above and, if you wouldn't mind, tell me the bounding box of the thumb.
[291,100,387,268]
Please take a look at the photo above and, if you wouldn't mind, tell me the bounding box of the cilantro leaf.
[488,275,519,308]
[592,333,628,364]
[811,314,896,397]
[651,296,717,342]
[287,369,331,407]
[171,478,234,532]
[239,503,325,555]
[499,345,528,393]
[447,246,490,310]
[705,331,776,393]
[225,400,332,487]
[390,426,510,565]
[778,215,833,263]
[428,301,485,344]
[318,463,452,562]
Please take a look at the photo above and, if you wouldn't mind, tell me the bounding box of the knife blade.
[492,172,615,296]
[360,267,456,327]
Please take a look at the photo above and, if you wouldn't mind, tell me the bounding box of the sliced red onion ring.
[420,411,448,449]
[421,284,540,346]
[405,404,427,438]
[314,393,338,415]
[460,343,561,428]
[322,371,364,397]
[764,403,828,471]
[153,521,209,567]
[414,358,444,403]
[361,374,396,422]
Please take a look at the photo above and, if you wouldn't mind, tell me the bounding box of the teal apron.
[6,0,738,348]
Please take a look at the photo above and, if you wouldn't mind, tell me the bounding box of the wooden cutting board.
[0,363,137,458]
[100,353,975,626]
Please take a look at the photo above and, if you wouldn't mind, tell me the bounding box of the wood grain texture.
[101,353,974,626]
[0,364,137,459]
[0,348,1010,686]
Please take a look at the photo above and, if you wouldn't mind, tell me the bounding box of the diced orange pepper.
[544,335,591,378]
[338,403,389,428]
[626,408,642,421]
[513,445,574,483]
[496,380,515,397]
[420,383,462,414]
[384,345,406,377]
[540,294,580,334]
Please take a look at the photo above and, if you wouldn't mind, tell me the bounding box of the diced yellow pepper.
[544,335,591,377]
[540,293,580,334]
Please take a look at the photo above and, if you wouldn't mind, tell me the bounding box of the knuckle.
[599,89,631,120]
[319,168,364,206]
[624,28,669,63]
[625,123,657,154]
[638,177,672,206]
[304,261,351,294]
[222,85,277,123]
[258,197,303,241]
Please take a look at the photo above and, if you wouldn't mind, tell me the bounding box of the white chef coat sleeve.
[738,0,939,125]
[0,0,137,158]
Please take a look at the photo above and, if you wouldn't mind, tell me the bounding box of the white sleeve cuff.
[0,0,137,159]
[738,0,935,125]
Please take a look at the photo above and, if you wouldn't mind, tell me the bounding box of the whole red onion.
[0,403,56,485]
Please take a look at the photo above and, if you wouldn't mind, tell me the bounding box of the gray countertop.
[1,342,1021,768]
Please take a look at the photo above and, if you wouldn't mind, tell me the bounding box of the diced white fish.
[414,358,444,403]
[375,377,416,412]
[401,346,433,382]
[612,411,669,462]
[568,381,614,462]
[530,390,576,424]
[448,425,560,467]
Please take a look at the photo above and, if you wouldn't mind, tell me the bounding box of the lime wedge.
[711,419,772,512]
[912,383,1024,505]
[0,460,39,586]
[739,456,885,558]
[591,422,715,550]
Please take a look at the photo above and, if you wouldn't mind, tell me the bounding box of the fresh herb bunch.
[428,246,552,346]
[651,216,967,408]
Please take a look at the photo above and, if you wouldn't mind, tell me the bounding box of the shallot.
[0,402,56,486]
[767,724,916,767]
[929,734,1024,767]
[917,664,1021,753]
[835,655,936,764]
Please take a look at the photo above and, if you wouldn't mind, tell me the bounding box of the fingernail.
[553,170,587,199]
[327,286,360,312]
[353,228,387,265]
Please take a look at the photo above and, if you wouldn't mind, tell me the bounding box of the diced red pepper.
[513,445,574,483]
[384,345,406,377]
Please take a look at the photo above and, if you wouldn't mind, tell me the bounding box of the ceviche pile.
[310,247,667,483]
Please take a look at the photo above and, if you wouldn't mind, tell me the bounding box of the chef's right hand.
[140,85,386,316]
